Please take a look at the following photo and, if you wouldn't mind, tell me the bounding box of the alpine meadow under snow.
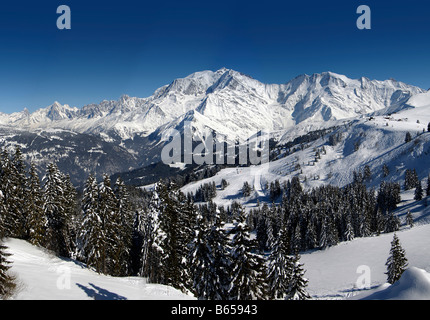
[0,68,430,300]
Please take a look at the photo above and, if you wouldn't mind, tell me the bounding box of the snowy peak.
[45,101,78,121]
[278,72,424,123]
[0,69,427,143]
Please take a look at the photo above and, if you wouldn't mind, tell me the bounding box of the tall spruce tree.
[79,174,105,273]
[414,180,423,201]
[112,177,133,276]
[26,163,45,247]
[0,148,23,238]
[228,205,267,300]
[98,174,119,275]
[385,212,400,233]
[61,173,78,257]
[138,183,162,281]
[285,254,310,300]
[205,212,230,299]
[10,146,28,238]
[188,214,213,299]
[43,162,70,257]
[267,221,295,299]
[385,233,408,284]
[152,181,184,289]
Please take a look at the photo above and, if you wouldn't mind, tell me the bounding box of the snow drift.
[356,267,430,300]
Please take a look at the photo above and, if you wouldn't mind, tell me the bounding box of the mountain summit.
[0,68,425,141]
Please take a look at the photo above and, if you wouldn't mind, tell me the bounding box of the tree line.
[248,175,405,255]
[136,180,310,300]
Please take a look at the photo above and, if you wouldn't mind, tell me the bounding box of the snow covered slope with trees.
[4,188,430,300]
[180,103,430,210]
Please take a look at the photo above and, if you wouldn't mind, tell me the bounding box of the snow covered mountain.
[0,68,424,142]
[0,68,427,185]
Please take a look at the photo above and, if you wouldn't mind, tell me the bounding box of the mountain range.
[0,68,427,185]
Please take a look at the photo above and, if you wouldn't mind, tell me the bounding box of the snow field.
[5,238,194,300]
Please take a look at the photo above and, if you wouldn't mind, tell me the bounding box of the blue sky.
[0,0,429,113]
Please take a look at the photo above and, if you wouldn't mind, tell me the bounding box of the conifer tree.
[152,181,183,288]
[177,192,199,291]
[43,162,70,257]
[256,214,268,252]
[267,221,295,299]
[319,215,338,249]
[26,163,45,246]
[0,242,16,299]
[0,191,6,239]
[358,210,371,238]
[375,209,386,235]
[0,148,24,238]
[10,146,28,238]
[385,233,408,284]
[405,132,412,143]
[242,181,252,197]
[61,173,78,256]
[414,180,423,201]
[343,214,355,241]
[405,211,414,228]
[305,217,318,250]
[404,169,419,191]
[228,206,267,300]
[285,254,310,300]
[112,177,133,276]
[188,214,212,299]
[382,164,390,178]
[385,212,400,233]
[363,165,372,182]
[205,212,230,299]
[138,183,162,281]
[98,174,119,275]
[79,174,104,273]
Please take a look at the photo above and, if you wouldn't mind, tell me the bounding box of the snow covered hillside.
[302,222,430,299]
[4,238,194,300]
[180,104,430,210]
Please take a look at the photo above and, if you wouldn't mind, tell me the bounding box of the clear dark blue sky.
[0,0,429,113]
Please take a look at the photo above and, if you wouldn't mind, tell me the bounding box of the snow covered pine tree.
[385,233,408,284]
[228,205,267,300]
